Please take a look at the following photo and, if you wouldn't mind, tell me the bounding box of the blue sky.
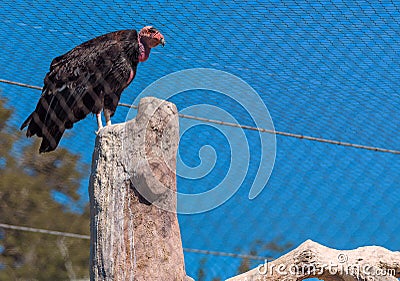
[0,1,399,280]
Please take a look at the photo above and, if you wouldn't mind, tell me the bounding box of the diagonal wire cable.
[0,223,90,240]
[0,223,268,261]
[0,79,43,90]
[1,78,400,155]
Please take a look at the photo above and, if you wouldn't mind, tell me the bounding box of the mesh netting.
[0,1,399,280]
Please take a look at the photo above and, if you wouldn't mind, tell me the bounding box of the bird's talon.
[95,126,103,135]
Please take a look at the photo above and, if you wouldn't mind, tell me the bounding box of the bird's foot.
[95,123,104,135]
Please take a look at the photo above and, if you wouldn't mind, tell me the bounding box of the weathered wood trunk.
[89,97,186,281]
[227,240,400,281]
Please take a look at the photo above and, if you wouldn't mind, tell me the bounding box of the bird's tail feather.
[21,100,67,153]
[20,113,32,131]
[39,123,65,153]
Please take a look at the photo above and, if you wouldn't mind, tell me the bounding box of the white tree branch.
[227,240,400,281]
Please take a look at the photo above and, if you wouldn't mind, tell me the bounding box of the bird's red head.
[139,26,165,48]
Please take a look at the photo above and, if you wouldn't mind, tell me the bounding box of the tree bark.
[227,240,400,281]
[89,97,186,281]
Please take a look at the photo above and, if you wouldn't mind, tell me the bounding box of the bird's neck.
[138,36,151,62]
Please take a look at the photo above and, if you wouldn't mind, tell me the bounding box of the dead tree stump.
[89,97,186,281]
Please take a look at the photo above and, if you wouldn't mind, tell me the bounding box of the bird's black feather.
[21,30,140,153]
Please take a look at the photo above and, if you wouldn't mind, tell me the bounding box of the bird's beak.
[160,38,165,47]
